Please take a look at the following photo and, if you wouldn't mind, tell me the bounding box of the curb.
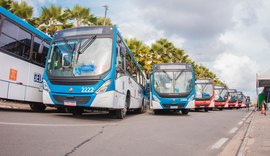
[236,111,255,156]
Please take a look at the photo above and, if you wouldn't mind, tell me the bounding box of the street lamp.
[102,5,108,26]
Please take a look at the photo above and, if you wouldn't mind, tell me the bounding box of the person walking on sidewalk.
[257,91,265,111]
[246,96,250,112]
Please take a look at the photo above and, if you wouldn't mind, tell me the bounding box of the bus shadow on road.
[148,111,191,117]
[0,107,57,113]
[53,111,142,122]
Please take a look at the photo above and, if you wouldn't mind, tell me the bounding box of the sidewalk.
[241,110,270,156]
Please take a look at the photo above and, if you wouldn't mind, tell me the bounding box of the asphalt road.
[0,106,251,156]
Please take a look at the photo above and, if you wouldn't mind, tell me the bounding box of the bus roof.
[0,6,51,41]
[53,26,114,39]
[228,89,237,93]
[153,63,193,71]
[196,79,213,84]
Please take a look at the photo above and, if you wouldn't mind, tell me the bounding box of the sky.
[19,0,270,100]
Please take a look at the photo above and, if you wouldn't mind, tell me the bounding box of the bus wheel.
[29,103,46,112]
[195,108,199,112]
[181,109,189,115]
[204,108,209,112]
[71,107,84,116]
[218,108,223,111]
[116,101,127,119]
[134,99,145,114]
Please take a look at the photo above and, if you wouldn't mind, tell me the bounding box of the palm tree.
[38,5,68,36]
[0,0,12,10]
[65,5,96,27]
[95,17,112,25]
[126,38,151,72]
[9,1,33,21]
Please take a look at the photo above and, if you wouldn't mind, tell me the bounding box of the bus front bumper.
[43,90,125,109]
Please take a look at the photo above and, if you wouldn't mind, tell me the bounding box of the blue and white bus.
[0,7,51,111]
[150,63,196,115]
[43,26,148,119]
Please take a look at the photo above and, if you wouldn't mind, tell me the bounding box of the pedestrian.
[246,96,250,112]
[257,91,265,111]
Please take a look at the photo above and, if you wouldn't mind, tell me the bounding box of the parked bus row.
[0,7,248,119]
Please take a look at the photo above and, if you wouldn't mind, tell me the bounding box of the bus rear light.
[95,79,112,94]
[43,80,50,92]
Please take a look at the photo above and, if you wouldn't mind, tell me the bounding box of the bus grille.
[52,95,91,105]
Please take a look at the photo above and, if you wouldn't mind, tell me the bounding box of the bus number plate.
[64,100,76,106]
[170,106,178,109]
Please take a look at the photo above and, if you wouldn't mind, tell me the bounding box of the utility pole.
[102,5,108,26]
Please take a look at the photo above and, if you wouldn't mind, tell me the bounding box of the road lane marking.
[238,121,243,125]
[229,127,238,134]
[211,138,229,149]
[0,122,117,127]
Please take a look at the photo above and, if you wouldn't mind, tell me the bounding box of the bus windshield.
[229,92,237,102]
[214,88,228,101]
[154,71,193,95]
[47,37,112,77]
[196,83,213,100]
[238,93,243,101]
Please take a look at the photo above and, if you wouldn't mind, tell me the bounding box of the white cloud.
[213,53,258,99]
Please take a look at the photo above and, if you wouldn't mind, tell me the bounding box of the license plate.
[200,106,205,108]
[64,100,76,106]
[170,106,178,109]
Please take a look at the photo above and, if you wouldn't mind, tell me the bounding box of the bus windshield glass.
[214,88,228,101]
[228,91,237,102]
[238,93,243,101]
[196,83,213,100]
[47,37,112,77]
[154,71,193,94]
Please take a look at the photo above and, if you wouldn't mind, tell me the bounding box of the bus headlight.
[43,80,50,92]
[95,79,112,94]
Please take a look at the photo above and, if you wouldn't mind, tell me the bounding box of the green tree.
[95,17,112,25]
[126,38,151,72]
[10,1,33,20]
[64,5,96,27]
[0,0,12,10]
[38,5,70,36]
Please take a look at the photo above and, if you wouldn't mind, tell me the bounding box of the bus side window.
[32,37,49,66]
[0,19,31,59]
[126,53,132,75]
[117,43,125,70]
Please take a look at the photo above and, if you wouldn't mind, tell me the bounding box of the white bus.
[0,7,51,111]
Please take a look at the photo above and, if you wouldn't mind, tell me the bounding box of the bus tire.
[116,97,128,119]
[71,107,84,116]
[195,108,199,112]
[29,103,46,112]
[204,108,209,112]
[181,109,189,115]
[218,108,223,111]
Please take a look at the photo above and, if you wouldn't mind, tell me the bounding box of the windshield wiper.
[78,35,97,55]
